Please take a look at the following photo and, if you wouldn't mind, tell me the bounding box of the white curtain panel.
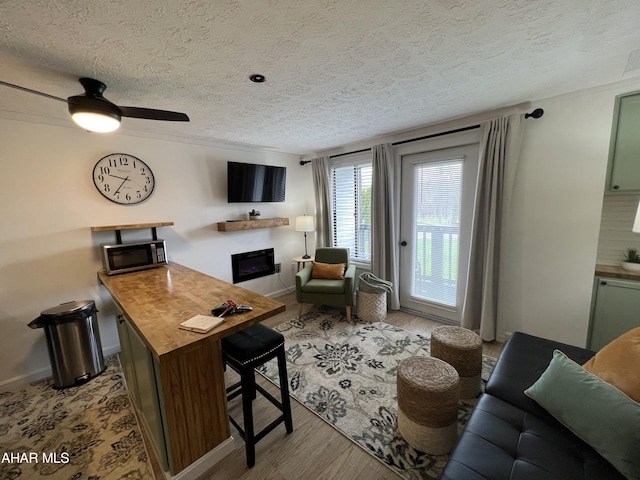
[371,143,401,310]
[311,156,332,248]
[462,114,524,341]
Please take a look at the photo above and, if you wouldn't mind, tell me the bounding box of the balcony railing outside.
[354,223,458,306]
[413,224,458,306]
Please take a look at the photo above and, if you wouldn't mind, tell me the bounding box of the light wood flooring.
[198,291,504,480]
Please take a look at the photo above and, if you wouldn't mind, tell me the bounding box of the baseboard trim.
[0,366,52,392]
[0,344,121,392]
[164,436,236,480]
[399,307,460,326]
[265,286,293,298]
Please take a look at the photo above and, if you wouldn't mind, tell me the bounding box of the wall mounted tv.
[227,161,286,203]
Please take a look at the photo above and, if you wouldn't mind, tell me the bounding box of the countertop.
[595,264,640,281]
[98,262,286,359]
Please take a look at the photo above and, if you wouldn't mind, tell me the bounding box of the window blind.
[331,160,372,262]
[412,159,462,307]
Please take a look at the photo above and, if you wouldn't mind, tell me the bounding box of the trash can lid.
[40,300,95,317]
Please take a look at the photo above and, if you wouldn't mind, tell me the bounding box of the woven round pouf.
[397,356,459,454]
[430,326,483,399]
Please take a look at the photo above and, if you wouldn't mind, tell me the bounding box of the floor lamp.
[295,215,315,259]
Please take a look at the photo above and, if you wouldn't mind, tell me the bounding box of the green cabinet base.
[589,276,640,350]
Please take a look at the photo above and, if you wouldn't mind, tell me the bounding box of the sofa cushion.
[582,326,640,403]
[441,393,626,480]
[485,332,595,422]
[311,261,346,280]
[441,393,625,480]
[525,350,640,480]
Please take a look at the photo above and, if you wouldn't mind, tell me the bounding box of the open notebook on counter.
[179,315,225,334]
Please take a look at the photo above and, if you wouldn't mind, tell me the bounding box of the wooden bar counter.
[98,262,285,476]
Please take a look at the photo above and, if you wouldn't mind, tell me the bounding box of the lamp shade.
[295,215,315,232]
[633,200,640,233]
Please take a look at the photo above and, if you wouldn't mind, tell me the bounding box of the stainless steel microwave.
[101,240,168,275]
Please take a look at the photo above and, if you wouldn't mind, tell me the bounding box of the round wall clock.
[92,153,155,205]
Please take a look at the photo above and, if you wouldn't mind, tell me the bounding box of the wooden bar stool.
[221,323,293,468]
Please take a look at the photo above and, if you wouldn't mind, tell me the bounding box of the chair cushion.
[301,278,346,294]
[314,247,349,265]
[582,326,640,403]
[311,262,346,280]
[221,323,284,367]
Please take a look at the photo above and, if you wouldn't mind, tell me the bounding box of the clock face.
[93,153,155,205]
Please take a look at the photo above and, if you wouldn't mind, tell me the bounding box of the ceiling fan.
[0,77,189,133]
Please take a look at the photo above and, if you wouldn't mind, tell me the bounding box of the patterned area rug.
[0,355,154,480]
[258,307,496,480]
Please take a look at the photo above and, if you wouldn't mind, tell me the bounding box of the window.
[330,154,372,263]
[398,141,480,323]
[412,159,463,307]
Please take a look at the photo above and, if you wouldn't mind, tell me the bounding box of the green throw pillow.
[524,350,640,480]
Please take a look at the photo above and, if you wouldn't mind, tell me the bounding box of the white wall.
[499,80,640,347]
[0,119,313,389]
[4,80,640,387]
[306,79,640,348]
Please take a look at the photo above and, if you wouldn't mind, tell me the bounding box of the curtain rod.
[300,108,544,164]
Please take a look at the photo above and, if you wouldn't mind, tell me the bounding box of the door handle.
[400,241,407,246]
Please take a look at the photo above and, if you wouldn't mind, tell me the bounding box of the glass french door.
[399,144,479,323]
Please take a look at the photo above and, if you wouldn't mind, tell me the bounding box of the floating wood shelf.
[91,222,174,243]
[217,217,289,232]
[91,222,174,232]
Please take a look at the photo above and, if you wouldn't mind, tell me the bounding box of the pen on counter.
[217,300,237,317]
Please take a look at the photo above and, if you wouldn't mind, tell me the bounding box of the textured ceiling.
[1,0,640,154]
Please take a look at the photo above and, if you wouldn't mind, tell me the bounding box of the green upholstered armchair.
[295,247,356,320]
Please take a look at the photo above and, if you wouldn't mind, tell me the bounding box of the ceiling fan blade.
[2,77,189,127]
[0,80,68,103]
[119,106,189,122]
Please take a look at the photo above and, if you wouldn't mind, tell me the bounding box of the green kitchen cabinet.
[115,307,170,472]
[589,276,640,350]
[115,311,139,408]
[606,91,640,193]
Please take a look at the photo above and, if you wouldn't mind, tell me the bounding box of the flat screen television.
[227,161,286,203]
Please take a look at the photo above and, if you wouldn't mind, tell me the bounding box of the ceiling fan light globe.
[71,111,120,132]
[68,93,122,132]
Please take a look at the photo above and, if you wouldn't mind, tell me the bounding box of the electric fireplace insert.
[231,248,275,284]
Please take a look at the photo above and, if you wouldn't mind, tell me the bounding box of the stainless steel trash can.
[29,300,106,388]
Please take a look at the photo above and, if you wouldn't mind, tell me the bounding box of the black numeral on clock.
[109,157,129,167]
